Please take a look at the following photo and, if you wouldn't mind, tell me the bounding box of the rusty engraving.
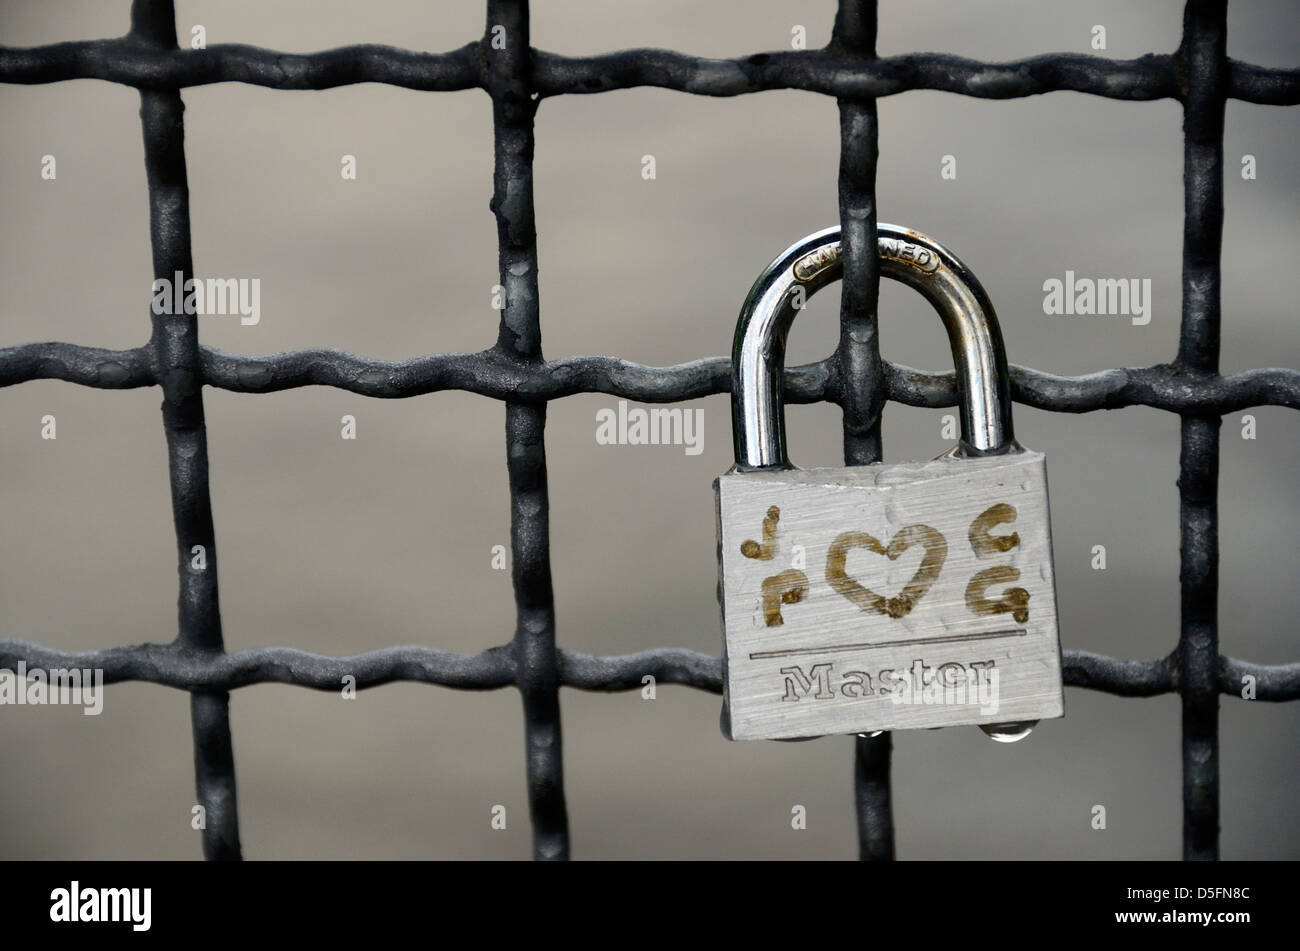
[761,568,809,627]
[825,525,948,619]
[742,506,807,626]
[966,502,1029,621]
[740,505,781,560]
[965,565,1030,624]
[969,502,1021,554]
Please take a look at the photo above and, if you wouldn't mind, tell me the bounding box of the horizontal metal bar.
[893,363,1300,414]
[1227,59,1300,105]
[532,49,1184,101]
[0,342,155,388]
[0,639,518,690]
[1,39,1297,105]
[1222,655,1300,702]
[1062,649,1175,697]
[0,39,481,91]
[1,638,1294,700]
[560,647,723,691]
[2,342,1296,415]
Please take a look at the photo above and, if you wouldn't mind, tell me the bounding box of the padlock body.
[715,452,1063,740]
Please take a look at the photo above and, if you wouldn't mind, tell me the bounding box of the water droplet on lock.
[980,720,1037,742]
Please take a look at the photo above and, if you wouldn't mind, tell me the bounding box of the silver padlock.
[716,224,1064,742]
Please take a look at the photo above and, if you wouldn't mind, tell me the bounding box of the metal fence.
[1,0,1298,861]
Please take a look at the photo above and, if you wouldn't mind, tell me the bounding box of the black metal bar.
[485,0,570,861]
[832,0,895,863]
[1062,650,1176,697]
[1176,0,1227,862]
[854,731,894,859]
[1,38,1291,106]
[190,691,240,859]
[4,344,1300,415]
[133,0,241,861]
[4,638,1297,701]
[1220,657,1300,701]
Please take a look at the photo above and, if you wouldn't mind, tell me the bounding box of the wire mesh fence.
[1,0,1297,861]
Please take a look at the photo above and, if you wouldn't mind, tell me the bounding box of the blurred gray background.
[1,0,1296,859]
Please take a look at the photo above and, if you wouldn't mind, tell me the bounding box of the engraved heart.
[825,524,948,619]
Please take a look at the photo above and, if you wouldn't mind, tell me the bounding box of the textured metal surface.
[136,0,240,863]
[716,454,1063,739]
[0,0,1297,861]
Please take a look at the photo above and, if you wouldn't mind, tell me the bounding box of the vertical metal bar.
[133,0,241,861]
[832,0,895,861]
[485,0,570,860]
[1177,0,1226,861]
[854,731,893,858]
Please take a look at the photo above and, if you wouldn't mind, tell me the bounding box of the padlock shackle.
[731,224,1014,469]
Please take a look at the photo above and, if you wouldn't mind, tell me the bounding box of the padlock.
[716,224,1064,742]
